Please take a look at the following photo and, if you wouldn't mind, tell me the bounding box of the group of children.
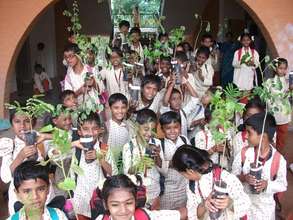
[1,20,292,220]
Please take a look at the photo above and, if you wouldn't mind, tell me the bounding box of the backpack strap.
[237,48,242,61]
[190,137,195,147]
[134,208,151,220]
[11,211,20,220]
[213,166,222,182]
[180,136,187,145]
[48,207,59,220]
[271,151,281,181]
[160,138,165,154]
[240,146,249,167]
[102,215,110,220]
[251,48,255,59]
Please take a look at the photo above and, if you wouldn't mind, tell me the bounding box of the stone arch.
[0,0,292,117]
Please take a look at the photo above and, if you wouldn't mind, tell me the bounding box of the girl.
[95,174,182,220]
[100,48,128,96]
[0,110,53,214]
[233,33,260,91]
[265,58,292,151]
[172,146,250,220]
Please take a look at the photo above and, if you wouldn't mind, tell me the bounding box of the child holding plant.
[158,111,189,210]
[172,146,250,220]
[192,46,214,99]
[73,112,116,219]
[1,101,54,214]
[232,33,260,91]
[122,109,163,209]
[265,58,292,151]
[8,161,68,220]
[129,27,144,64]
[232,112,287,220]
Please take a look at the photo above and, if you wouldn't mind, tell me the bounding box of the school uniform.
[232,131,249,160]
[73,141,117,217]
[265,75,291,150]
[186,169,250,220]
[159,136,190,210]
[7,207,68,220]
[100,67,128,96]
[192,63,214,99]
[232,47,260,91]
[136,89,165,114]
[0,137,54,214]
[232,146,287,220]
[34,71,53,94]
[130,42,144,64]
[64,66,88,92]
[95,208,180,220]
[122,137,163,204]
[193,126,229,169]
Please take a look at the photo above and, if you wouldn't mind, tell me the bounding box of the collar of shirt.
[164,136,185,147]
[17,207,53,220]
[110,119,127,128]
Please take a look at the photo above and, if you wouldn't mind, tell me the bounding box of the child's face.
[15,178,49,211]
[111,52,122,67]
[246,126,261,146]
[35,67,42,74]
[120,26,129,34]
[87,50,95,65]
[12,113,31,137]
[64,51,79,68]
[63,94,77,110]
[130,33,140,43]
[142,83,158,101]
[160,60,171,74]
[196,53,208,66]
[276,63,288,77]
[201,93,211,106]
[139,122,157,142]
[201,38,213,48]
[78,121,101,140]
[160,36,168,44]
[169,92,182,111]
[241,36,251,48]
[106,189,136,220]
[53,113,72,131]
[244,107,261,121]
[110,101,128,122]
[162,122,181,142]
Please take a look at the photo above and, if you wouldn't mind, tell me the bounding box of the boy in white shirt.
[192,46,214,98]
[129,27,144,64]
[33,64,53,94]
[159,111,190,210]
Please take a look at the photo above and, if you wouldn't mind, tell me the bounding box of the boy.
[106,93,130,164]
[113,20,130,50]
[232,112,287,220]
[122,109,163,209]
[33,64,53,94]
[9,161,67,220]
[159,111,189,210]
[129,27,144,63]
[60,90,77,111]
[73,112,116,219]
[192,46,214,98]
[157,56,172,88]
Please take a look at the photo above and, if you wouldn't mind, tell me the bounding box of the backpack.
[11,207,59,220]
[240,146,281,180]
[159,136,187,195]
[90,176,147,220]
[102,208,150,220]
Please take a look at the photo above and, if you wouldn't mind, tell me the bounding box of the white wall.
[29,6,57,79]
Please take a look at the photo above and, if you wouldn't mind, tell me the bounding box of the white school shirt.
[122,137,163,203]
[73,141,117,217]
[192,63,214,98]
[34,71,53,93]
[64,65,88,92]
[194,47,220,72]
[160,136,190,210]
[95,208,180,220]
[0,137,54,214]
[232,147,287,220]
[186,169,250,220]
[265,75,291,125]
[193,126,228,169]
[232,131,249,160]
[232,47,260,91]
[7,207,68,220]
[130,42,144,64]
[100,67,128,96]
[136,89,165,114]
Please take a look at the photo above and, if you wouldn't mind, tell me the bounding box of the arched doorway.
[0,0,292,117]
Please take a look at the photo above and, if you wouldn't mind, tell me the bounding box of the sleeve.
[99,68,107,80]
[105,147,118,175]
[202,64,214,86]
[146,209,181,220]
[231,151,243,176]
[183,97,200,116]
[232,133,243,159]
[122,142,132,174]
[160,105,170,115]
[226,173,251,218]
[186,186,200,220]
[0,138,14,183]
[266,156,287,194]
[252,50,260,69]
[34,74,44,93]
[64,73,73,91]
[232,50,241,68]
